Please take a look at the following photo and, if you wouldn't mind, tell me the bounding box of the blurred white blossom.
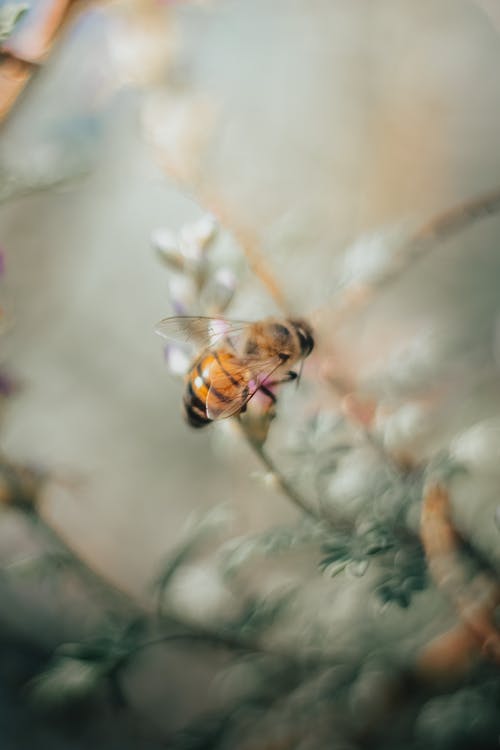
[168,563,237,622]
[164,342,191,376]
[179,214,218,261]
[374,326,442,393]
[107,1,178,87]
[143,90,217,182]
[326,447,386,515]
[203,267,237,314]
[151,227,184,270]
[338,228,404,288]
[450,419,500,475]
[375,402,431,454]
[167,273,198,314]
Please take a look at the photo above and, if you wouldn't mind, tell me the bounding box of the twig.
[238,425,322,523]
[417,622,480,680]
[330,185,500,326]
[405,185,500,253]
[201,192,288,313]
[420,482,500,668]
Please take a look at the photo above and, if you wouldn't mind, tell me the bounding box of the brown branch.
[405,185,500,251]
[329,186,500,327]
[195,190,289,313]
[0,54,32,121]
[419,483,500,673]
[417,623,480,680]
[0,0,87,123]
[239,422,320,522]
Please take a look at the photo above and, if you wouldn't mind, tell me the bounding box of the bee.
[155,316,314,427]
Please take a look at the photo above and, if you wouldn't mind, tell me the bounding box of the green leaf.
[320,525,395,576]
[374,545,427,608]
[0,3,29,43]
[28,655,104,709]
[152,504,233,598]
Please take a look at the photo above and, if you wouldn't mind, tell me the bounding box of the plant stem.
[329,185,500,327]
[240,428,321,522]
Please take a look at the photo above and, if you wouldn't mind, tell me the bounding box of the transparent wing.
[155,315,250,350]
[207,355,285,420]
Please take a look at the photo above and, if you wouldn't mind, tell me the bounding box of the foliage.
[0,2,28,44]
[1,5,500,747]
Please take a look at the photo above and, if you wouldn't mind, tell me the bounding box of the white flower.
[382,327,441,391]
[338,228,402,288]
[168,564,235,622]
[326,447,385,512]
[179,215,218,261]
[167,274,197,314]
[151,227,184,270]
[450,419,500,475]
[375,402,430,453]
[202,267,237,315]
[164,343,191,376]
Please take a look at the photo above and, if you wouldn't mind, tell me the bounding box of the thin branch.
[329,185,500,327]
[405,185,500,251]
[239,426,321,523]
[417,622,480,680]
[420,482,500,667]
[201,192,288,313]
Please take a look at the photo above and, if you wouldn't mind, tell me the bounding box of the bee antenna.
[296,358,305,388]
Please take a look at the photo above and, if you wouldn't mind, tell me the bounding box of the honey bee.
[156,316,314,427]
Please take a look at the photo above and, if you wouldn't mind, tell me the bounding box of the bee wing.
[206,355,285,420]
[155,316,250,351]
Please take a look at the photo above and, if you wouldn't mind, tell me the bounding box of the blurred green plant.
[0,2,29,43]
[1,107,500,749]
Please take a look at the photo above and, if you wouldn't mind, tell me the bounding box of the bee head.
[290,319,314,357]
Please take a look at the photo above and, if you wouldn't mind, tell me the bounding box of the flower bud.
[167,274,197,315]
[168,563,237,623]
[163,343,191,377]
[450,419,500,475]
[339,228,402,288]
[151,227,184,270]
[179,214,218,261]
[202,267,237,315]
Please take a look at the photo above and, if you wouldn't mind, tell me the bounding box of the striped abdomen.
[183,350,249,428]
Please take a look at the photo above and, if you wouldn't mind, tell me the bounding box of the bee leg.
[266,371,298,387]
[258,384,277,404]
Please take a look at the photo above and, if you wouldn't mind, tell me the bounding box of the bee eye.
[270,323,291,341]
[291,320,314,356]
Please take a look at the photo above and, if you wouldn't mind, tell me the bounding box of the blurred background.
[1,0,500,747]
